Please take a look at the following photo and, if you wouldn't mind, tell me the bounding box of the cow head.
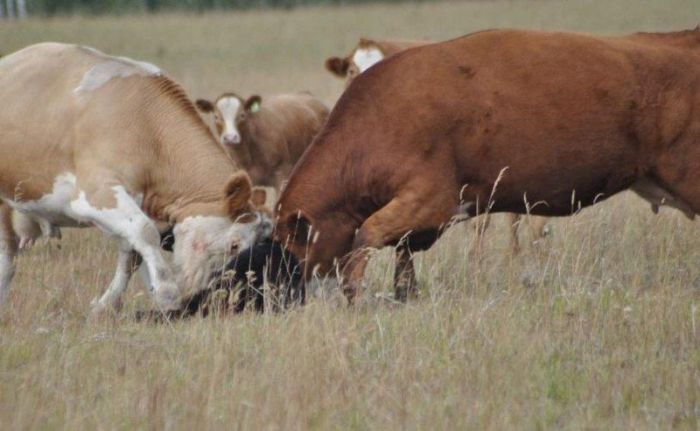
[274,205,357,281]
[172,172,273,293]
[196,94,262,151]
[324,45,385,87]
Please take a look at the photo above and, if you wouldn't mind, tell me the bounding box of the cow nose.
[222,133,240,146]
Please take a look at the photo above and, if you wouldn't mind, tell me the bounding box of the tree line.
[0,0,413,17]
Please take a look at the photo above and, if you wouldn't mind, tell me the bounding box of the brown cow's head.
[274,203,357,281]
[196,93,262,150]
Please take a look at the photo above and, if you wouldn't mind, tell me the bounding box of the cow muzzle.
[222,133,241,146]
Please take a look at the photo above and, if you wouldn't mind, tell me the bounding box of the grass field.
[2,0,700,429]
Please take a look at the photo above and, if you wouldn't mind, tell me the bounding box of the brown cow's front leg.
[340,191,454,304]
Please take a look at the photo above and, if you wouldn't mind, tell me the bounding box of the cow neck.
[278,136,344,221]
[140,79,238,223]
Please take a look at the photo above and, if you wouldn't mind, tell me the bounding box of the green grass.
[1,0,700,429]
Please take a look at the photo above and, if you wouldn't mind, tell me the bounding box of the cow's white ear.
[245,95,262,114]
[224,172,252,219]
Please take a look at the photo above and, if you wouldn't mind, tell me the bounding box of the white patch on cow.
[172,214,263,294]
[74,50,161,93]
[69,186,143,237]
[216,97,242,146]
[69,185,180,310]
[352,47,385,73]
[9,173,81,227]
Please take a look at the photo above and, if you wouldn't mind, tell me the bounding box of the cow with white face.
[196,92,329,191]
[325,38,430,86]
[0,43,271,314]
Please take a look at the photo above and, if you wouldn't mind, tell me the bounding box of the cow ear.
[245,95,262,114]
[195,99,214,113]
[251,187,267,208]
[325,57,350,78]
[224,172,252,218]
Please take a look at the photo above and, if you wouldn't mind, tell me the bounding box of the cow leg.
[341,190,453,304]
[69,186,181,311]
[394,244,418,302]
[91,247,142,313]
[0,204,18,308]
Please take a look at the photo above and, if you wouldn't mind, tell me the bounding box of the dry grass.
[1,0,700,429]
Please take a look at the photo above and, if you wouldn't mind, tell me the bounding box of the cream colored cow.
[0,43,270,314]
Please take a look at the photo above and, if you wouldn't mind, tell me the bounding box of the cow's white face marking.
[352,47,385,73]
[216,97,242,147]
[74,49,161,93]
[172,214,263,293]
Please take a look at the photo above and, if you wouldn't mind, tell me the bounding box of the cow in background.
[196,92,328,192]
[325,38,429,86]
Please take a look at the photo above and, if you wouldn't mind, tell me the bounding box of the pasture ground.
[1,0,700,428]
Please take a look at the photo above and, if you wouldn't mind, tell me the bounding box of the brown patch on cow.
[224,173,253,219]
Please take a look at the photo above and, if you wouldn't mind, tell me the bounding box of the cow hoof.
[153,283,182,311]
[90,297,122,315]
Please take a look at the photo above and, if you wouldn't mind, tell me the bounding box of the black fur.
[138,238,303,321]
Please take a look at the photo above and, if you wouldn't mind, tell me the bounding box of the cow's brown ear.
[224,172,252,218]
[251,187,267,208]
[325,57,350,78]
[195,99,214,113]
[245,95,262,113]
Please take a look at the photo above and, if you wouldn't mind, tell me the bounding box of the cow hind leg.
[0,204,18,308]
[69,186,181,311]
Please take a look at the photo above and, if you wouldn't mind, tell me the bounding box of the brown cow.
[326,36,549,253]
[276,27,700,303]
[196,93,329,191]
[0,43,270,314]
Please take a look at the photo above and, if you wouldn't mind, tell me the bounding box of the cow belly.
[2,173,84,228]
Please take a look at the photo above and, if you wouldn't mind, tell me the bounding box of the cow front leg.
[69,186,181,311]
[0,204,18,308]
[341,191,453,304]
[91,247,142,314]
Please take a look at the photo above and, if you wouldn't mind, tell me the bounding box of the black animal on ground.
[138,238,304,320]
